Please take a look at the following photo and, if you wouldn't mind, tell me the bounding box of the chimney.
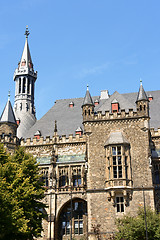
[100,90,109,100]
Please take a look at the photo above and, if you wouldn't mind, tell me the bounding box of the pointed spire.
[0,95,17,124]
[82,85,94,106]
[136,79,148,102]
[19,26,33,69]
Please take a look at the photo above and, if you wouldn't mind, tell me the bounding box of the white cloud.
[76,62,110,78]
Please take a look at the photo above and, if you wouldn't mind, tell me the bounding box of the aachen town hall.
[1,27,160,240]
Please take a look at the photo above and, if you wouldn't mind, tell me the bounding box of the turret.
[82,85,94,120]
[13,26,37,138]
[0,92,17,136]
[136,80,149,117]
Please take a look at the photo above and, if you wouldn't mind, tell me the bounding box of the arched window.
[58,199,87,238]
[59,175,68,187]
[73,175,81,187]
[19,78,21,93]
[140,105,142,111]
[41,170,49,187]
[23,77,26,93]
[27,78,30,94]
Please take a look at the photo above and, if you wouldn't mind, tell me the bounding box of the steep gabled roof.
[136,82,148,102]
[0,100,17,124]
[82,87,94,106]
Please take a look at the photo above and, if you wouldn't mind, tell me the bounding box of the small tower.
[136,80,149,116]
[82,85,94,120]
[0,92,17,136]
[13,26,37,138]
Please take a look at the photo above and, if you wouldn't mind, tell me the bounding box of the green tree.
[0,144,46,240]
[115,207,160,240]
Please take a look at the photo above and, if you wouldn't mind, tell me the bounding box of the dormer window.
[94,99,99,106]
[34,130,41,140]
[111,99,119,113]
[69,101,74,108]
[21,59,26,66]
[148,94,153,101]
[75,127,83,136]
[16,119,20,126]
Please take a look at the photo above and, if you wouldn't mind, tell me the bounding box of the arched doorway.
[56,198,87,240]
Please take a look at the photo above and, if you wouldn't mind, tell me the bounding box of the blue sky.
[0,0,160,119]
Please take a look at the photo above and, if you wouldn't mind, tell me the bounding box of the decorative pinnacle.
[8,90,10,100]
[24,25,30,38]
[87,84,89,91]
[54,120,57,133]
[140,78,142,85]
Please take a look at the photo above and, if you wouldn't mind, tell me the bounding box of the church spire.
[136,79,148,102]
[136,80,149,117]
[19,26,33,70]
[13,27,37,138]
[82,85,94,106]
[0,93,17,125]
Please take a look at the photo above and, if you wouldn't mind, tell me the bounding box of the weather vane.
[8,90,10,100]
[24,25,30,38]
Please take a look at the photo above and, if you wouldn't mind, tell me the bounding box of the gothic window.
[20,103,22,111]
[59,168,69,188]
[23,77,26,93]
[112,146,122,178]
[27,78,30,94]
[41,170,49,187]
[19,78,21,93]
[59,175,68,187]
[140,105,142,111]
[72,168,82,187]
[59,200,87,237]
[26,103,29,111]
[116,196,124,213]
[31,81,34,96]
[153,164,160,184]
[73,175,81,187]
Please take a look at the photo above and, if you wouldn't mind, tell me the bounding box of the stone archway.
[55,198,87,240]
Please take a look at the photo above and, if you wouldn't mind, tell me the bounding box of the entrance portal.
[57,198,87,240]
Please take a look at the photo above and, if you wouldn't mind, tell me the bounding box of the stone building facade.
[1,28,160,239]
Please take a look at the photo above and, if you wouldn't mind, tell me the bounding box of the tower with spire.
[13,26,37,138]
[82,85,94,121]
[136,80,149,117]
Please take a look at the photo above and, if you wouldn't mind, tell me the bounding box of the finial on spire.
[87,84,89,91]
[24,25,30,38]
[8,90,10,100]
[140,78,142,85]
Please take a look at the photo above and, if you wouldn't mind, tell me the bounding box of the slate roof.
[82,89,94,106]
[23,90,160,139]
[105,132,129,146]
[0,100,17,124]
[136,83,148,102]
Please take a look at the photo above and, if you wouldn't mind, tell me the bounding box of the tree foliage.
[115,207,160,240]
[0,144,46,240]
